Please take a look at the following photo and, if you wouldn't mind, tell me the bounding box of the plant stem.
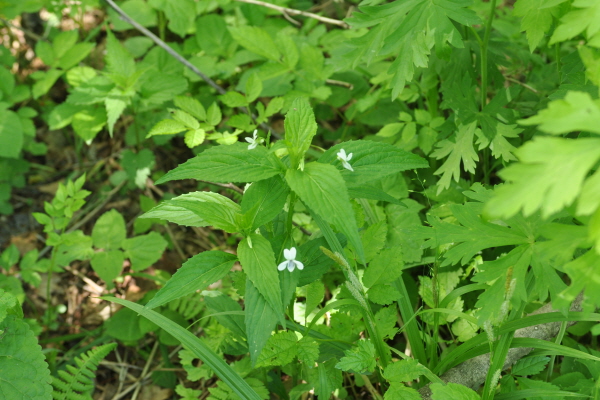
[480,0,498,110]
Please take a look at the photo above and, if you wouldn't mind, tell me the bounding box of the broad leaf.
[318,140,428,186]
[286,162,365,262]
[169,192,241,233]
[229,26,281,61]
[245,279,279,366]
[335,339,376,374]
[146,251,237,309]
[256,331,298,368]
[383,358,427,383]
[284,97,318,167]
[363,247,404,288]
[156,142,282,184]
[92,209,126,250]
[122,232,167,271]
[430,382,480,400]
[241,176,290,231]
[238,234,283,323]
[90,250,125,284]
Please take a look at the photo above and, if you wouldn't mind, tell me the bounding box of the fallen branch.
[234,0,349,28]
[418,294,585,399]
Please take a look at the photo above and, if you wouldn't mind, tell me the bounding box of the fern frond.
[52,342,117,400]
[168,292,205,320]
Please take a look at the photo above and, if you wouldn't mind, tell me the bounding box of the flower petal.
[288,247,297,259]
[294,260,304,270]
[277,261,288,271]
[245,137,253,143]
[287,260,295,272]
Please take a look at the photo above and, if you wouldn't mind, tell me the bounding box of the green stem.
[286,192,296,236]
[429,260,440,368]
[545,321,567,382]
[480,0,498,110]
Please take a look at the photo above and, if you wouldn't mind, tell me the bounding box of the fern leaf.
[52,343,117,400]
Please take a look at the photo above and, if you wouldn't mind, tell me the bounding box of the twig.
[234,0,349,28]
[101,0,280,138]
[326,79,354,90]
[504,76,539,94]
[0,16,46,42]
[199,181,244,194]
[131,341,159,400]
[418,293,586,399]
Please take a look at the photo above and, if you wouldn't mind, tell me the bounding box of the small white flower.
[277,247,304,272]
[245,129,263,150]
[337,149,354,171]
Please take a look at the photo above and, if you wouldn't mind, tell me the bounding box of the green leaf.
[92,209,126,250]
[146,251,237,309]
[156,142,283,184]
[240,175,290,231]
[549,1,600,45]
[32,69,64,99]
[284,97,317,166]
[363,247,404,288]
[309,359,343,399]
[168,192,241,233]
[513,0,560,52]
[0,109,23,158]
[0,244,19,269]
[184,129,206,148]
[335,339,376,374]
[58,42,94,70]
[244,279,279,366]
[297,336,320,366]
[519,91,600,135]
[220,91,248,108]
[206,102,222,126]
[229,26,281,61]
[122,232,167,271]
[140,191,236,227]
[238,234,283,323]
[105,29,135,78]
[556,250,600,313]
[367,283,402,305]
[147,0,195,38]
[485,137,600,218]
[374,306,399,340]
[195,15,234,57]
[256,331,298,368]
[318,140,428,186]
[104,297,264,400]
[204,293,246,338]
[72,105,107,142]
[171,109,199,130]
[383,358,428,383]
[384,383,422,400]
[147,119,188,137]
[174,95,206,121]
[286,162,364,263]
[245,74,263,103]
[0,315,52,399]
[512,356,550,377]
[432,122,479,194]
[109,0,157,31]
[90,250,125,284]
[430,382,480,400]
[265,97,284,118]
[305,280,325,318]
[361,221,388,263]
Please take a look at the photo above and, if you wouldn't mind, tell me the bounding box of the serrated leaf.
[148,0,195,38]
[245,279,279,366]
[363,247,404,288]
[204,293,246,338]
[0,315,53,399]
[513,0,558,52]
[309,359,343,399]
[374,306,398,340]
[297,336,319,365]
[156,142,282,184]
[174,96,206,121]
[519,91,600,135]
[318,140,428,186]
[286,162,364,263]
[284,97,317,166]
[92,209,126,250]
[367,284,402,305]
[432,122,479,194]
[384,383,422,400]
[256,331,298,368]
[146,119,187,139]
[265,97,284,118]
[146,251,237,309]
[549,1,600,45]
[220,91,248,108]
[485,137,600,218]
[335,339,376,374]
[169,192,241,233]
[105,29,135,78]
[305,280,325,318]
[512,356,550,377]
[184,129,206,148]
[430,382,480,400]
[240,175,290,231]
[238,234,283,324]
[171,109,199,130]
[361,221,388,264]
[206,102,222,126]
[122,231,167,271]
[90,250,125,284]
[229,26,281,61]
[383,358,427,383]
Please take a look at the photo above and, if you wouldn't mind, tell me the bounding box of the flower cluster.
[245,130,264,150]
[337,149,354,171]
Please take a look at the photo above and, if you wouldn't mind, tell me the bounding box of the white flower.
[245,129,263,150]
[337,149,354,171]
[277,247,304,272]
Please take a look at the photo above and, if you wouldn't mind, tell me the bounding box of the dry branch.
[234,0,349,28]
